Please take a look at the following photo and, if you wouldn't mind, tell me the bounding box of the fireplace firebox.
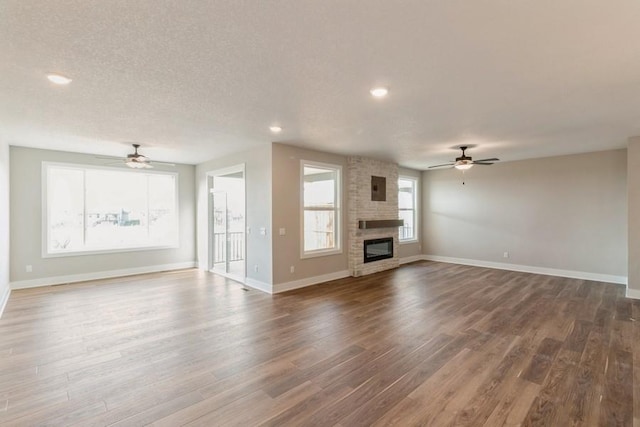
[364,237,393,263]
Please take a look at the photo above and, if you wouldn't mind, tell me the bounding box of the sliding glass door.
[209,165,245,281]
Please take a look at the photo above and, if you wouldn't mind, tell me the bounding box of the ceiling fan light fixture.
[125,159,152,169]
[454,161,473,171]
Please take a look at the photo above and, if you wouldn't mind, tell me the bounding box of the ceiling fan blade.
[428,163,455,169]
[473,158,499,163]
[95,155,121,160]
[473,162,495,165]
[151,161,176,166]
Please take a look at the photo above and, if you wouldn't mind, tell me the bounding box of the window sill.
[399,239,419,245]
[301,248,343,259]
[43,243,179,258]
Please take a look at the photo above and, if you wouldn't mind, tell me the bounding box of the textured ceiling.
[2,1,640,168]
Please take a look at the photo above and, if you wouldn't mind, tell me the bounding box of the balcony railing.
[400,225,414,241]
[213,232,244,263]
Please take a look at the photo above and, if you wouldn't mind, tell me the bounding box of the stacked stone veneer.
[348,156,400,276]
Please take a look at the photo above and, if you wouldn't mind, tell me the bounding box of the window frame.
[42,161,180,258]
[300,160,342,259]
[398,175,419,244]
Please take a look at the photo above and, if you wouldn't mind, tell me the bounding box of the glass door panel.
[209,166,246,281]
[211,191,228,274]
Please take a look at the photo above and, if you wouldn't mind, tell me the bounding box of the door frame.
[207,163,246,283]
[210,190,229,274]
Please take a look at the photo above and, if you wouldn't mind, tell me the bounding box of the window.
[301,161,341,257]
[44,163,178,256]
[398,176,418,242]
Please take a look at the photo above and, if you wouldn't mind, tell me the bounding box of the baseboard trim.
[0,285,10,318]
[10,261,197,290]
[422,255,627,285]
[400,255,423,265]
[273,270,351,294]
[626,288,640,300]
[244,277,273,294]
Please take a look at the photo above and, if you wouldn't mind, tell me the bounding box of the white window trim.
[42,161,180,258]
[399,175,419,244]
[300,159,342,259]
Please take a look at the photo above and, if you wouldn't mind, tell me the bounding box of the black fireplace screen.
[364,237,393,263]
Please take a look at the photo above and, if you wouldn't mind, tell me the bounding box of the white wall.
[9,147,196,287]
[195,145,272,288]
[0,140,10,315]
[423,149,627,281]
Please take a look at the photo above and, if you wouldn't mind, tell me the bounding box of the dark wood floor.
[0,261,636,426]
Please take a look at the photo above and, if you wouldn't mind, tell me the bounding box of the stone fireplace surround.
[348,156,400,277]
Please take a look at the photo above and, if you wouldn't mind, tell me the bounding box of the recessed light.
[269,125,282,133]
[47,74,72,85]
[370,87,388,98]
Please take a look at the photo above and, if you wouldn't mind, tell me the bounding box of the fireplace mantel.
[358,219,404,229]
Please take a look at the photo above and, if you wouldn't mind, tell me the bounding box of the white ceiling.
[2,1,640,169]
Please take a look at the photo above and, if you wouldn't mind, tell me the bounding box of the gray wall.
[0,140,10,313]
[9,147,196,284]
[422,149,627,277]
[398,166,422,259]
[195,145,272,286]
[629,138,640,292]
[272,143,348,284]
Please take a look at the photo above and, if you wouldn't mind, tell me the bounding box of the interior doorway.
[208,164,245,282]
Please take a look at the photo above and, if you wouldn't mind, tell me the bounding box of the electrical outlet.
[260,227,266,236]
[503,252,509,258]
[290,266,295,273]
[26,265,32,273]
[279,228,286,236]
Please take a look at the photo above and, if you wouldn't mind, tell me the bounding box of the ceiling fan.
[97,144,175,169]
[428,146,500,170]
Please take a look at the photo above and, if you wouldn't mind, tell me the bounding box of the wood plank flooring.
[0,261,636,426]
